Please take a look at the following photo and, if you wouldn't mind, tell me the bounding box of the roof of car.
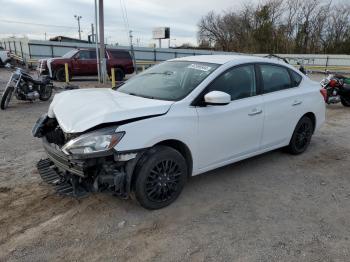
[170,54,284,65]
[76,48,128,52]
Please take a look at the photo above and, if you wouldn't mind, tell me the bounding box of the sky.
[0,0,245,47]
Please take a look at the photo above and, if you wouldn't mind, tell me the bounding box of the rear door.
[258,64,304,150]
[196,64,264,170]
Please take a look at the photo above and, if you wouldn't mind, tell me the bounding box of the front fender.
[114,105,198,169]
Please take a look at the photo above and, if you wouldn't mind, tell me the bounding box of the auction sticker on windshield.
[187,64,212,72]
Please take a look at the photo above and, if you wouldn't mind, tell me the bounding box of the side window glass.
[111,51,131,59]
[290,70,302,87]
[260,65,291,93]
[78,51,90,60]
[207,65,256,101]
[89,50,97,59]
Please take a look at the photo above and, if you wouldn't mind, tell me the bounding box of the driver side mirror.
[204,91,231,105]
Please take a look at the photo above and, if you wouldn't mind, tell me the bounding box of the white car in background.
[33,55,325,209]
[0,47,11,66]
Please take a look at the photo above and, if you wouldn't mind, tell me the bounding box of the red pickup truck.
[38,48,134,81]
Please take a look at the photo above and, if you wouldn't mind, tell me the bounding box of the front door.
[196,65,264,171]
[72,50,95,76]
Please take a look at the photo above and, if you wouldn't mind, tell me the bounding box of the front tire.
[341,96,350,107]
[55,68,69,82]
[287,116,314,155]
[1,86,14,110]
[134,146,188,210]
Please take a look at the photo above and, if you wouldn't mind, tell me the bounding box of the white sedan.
[33,55,325,209]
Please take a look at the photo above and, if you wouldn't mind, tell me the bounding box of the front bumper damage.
[37,137,143,199]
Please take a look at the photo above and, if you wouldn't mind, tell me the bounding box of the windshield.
[118,61,219,101]
[62,50,78,58]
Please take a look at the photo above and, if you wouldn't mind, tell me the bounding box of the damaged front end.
[32,114,143,198]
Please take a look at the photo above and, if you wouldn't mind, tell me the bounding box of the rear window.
[109,50,131,59]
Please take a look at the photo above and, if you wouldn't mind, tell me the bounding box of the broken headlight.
[62,127,124,156]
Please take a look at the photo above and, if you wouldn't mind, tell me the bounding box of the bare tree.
[197,0,350,54]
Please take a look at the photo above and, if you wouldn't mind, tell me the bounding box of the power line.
[0,19,76,29]
[119,0,130,42]
[122,0,130,29]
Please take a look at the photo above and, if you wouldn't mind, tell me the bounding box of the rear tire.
[133,146,188,210]
[39,85,53,101]
[287,116,314,155]
[1,86,14,110]
[341,97,350,107]
[115,68,125,81]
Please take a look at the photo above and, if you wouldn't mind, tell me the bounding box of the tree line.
[197,0,350,54]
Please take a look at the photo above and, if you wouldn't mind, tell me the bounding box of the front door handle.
[292,100,302,106]
[248,108,263,116]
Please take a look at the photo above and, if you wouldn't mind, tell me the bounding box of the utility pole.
[129,30,137,74]
[91,24,94,42]
[99,0,107,83]
[74,14,82,40]
[44,32,47,41]
[94,0,100,82]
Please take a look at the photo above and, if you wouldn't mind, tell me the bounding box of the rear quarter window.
[110,51,131,60]
[260,64,291,93]
[290,70,303,87]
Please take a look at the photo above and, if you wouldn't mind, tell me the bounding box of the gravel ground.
[0,68,350,262]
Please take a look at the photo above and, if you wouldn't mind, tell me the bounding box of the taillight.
[320,88,327,102]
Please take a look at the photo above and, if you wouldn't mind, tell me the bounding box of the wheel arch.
[54,63,72,79]
[303,112,316,133]
[111,65,125,74]
[129,139,193,193]
[154,139,193,177]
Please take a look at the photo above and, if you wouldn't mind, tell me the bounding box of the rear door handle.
[248,108,263,116]
[292,100,302,106]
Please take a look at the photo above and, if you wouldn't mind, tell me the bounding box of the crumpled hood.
[48,88,174,133]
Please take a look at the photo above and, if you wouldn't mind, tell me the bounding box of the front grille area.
[43,138,85,177]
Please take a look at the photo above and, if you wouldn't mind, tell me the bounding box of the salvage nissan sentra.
[32,55,325,209]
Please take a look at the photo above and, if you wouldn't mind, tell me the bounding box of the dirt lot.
[0,68,350,262]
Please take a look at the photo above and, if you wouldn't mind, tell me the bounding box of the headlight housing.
[62,127,124,156]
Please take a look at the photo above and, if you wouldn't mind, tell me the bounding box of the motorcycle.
[1,67,53,110]
[320,74,350,107]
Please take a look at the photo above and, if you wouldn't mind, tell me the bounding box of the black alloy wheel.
[134,146,187,210]
[146,160,182,203]
[287,116,314,155]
